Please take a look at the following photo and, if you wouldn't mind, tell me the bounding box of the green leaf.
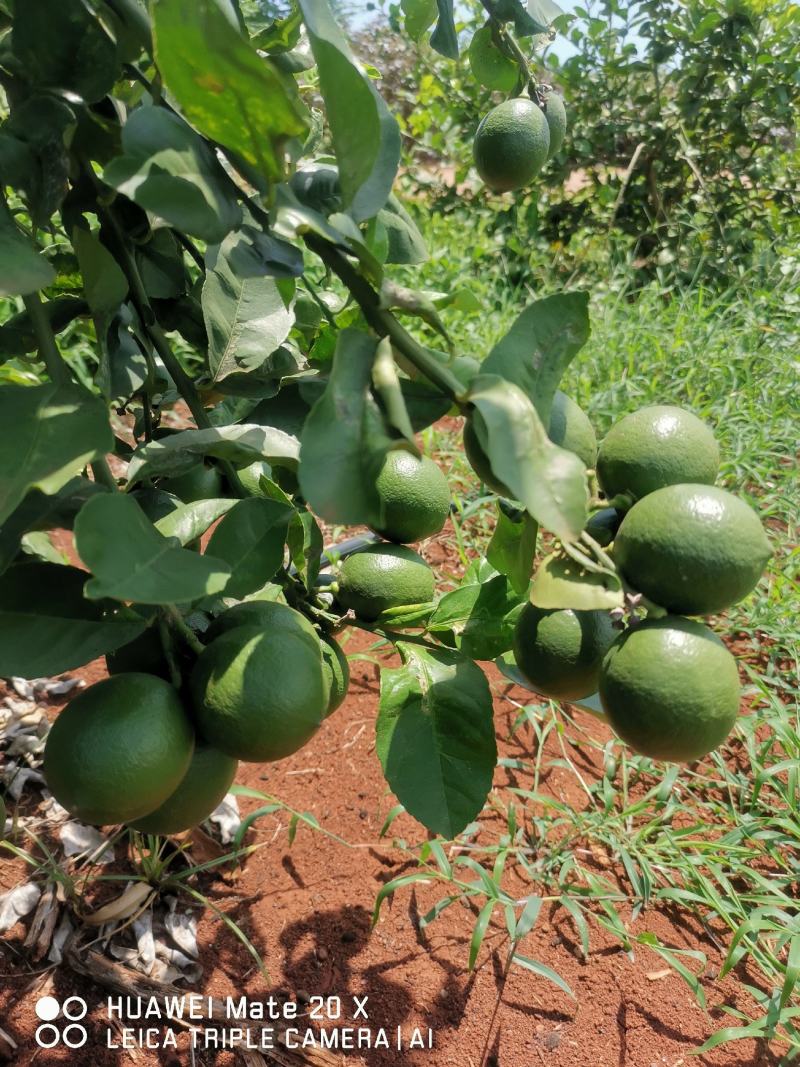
[287,508,324,590]
[430,0,459,58]
[96,306,149,402]
[402,0,437,39]
[298,330,393,526]
[0,296,86,359]
[205,497,293,599]
[376,644,496,837]
[511,953,575,997]
[297,0,401,221]
[127,424,299,484]
[154,498,237,545]
[75,494,231,604]
[467,374,588,542]
[468,24,518,91]
[0,383,112,526]
[0,563,147,678]
[203,232,294,384]
[469,900,496,970]
[72,228,129,315]
[0,210,56,297]
[0,479,104,577]
[152,0,308,184]
[481,293,590,423]
[104,108,242,244]
[428,574,524,661]
[377,194,429,264]
[526,0,565,30]
[487,503,538,595]
[11,0,119,103]
[530,552,624,610]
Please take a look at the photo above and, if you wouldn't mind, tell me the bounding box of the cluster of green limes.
[333,449,449,622]
[512,404,771,763]
[473,90,567,193]
[43,599,350,834]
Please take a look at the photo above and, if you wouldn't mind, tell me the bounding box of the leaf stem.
[163,605,206,657]
[304,234,466,402]
[90,458,120,491]
[21,292,69,385]
[346,618,445,653]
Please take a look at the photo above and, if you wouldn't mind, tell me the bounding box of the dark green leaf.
[154,498,237,545]
[11,0,119,102]
[127,424,299,484]
[0,479,105,577]
[7,95,76,226]
[481,293,590,423]
[0,563,147,678]
[376,644,496,837]
[0,383,112,526]
[75,494,231,604]
[0,297,87,358]
[206,497,292,599]
[153,0,308,183]
[377,194,429,264]
[287,507,323,590]
[467,374,588,542]
[72,228,129,314]
[297,0,401,221]
[96,305,149,402]
[487,503,538,595]
[430,0,459,58]
[104,108,242,244]
[203,232,294,384]
[136,231,187,299]
[530,552,624,610]
[428,574,524,660]
[0,210,55,297]
[298,330,393,525]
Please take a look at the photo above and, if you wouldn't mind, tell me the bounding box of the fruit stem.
[162,605,206,657]
[579,530,618,573]
[303,234,467,402]
[21,292,70,386]
[561,539,612,576]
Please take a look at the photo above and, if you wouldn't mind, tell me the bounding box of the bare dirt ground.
[0,610,780,1067]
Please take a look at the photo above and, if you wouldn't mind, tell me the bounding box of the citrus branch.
[21,292,70,386]
[304,234,466,401]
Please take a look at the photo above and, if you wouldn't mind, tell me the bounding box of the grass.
[387,214,800,1058]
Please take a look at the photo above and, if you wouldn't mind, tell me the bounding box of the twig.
[21,293,69,385]
[608,141,646,233]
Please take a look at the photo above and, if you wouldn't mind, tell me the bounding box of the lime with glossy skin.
[464,390,595,496]
[548,391,597,470]
[161,462,223,503]
[614,483,771,615]
[370,450,450,544]
[337,544,435,622]
[597,405,720,501]
[513,602,616,701]
[190,624,328,762]
[43,674,194,826]
[584,507,622,547]
[206,599,317,643]
[128,742,237,835]
[474,98,550,192]
[543,92,567,157]
[599,616,740,762]
[321,636,349,716]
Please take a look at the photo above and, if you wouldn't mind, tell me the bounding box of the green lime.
[464,390,595,496]
[189,624,328,762]
[43,674,194,826]
[370,450,450,544]
[131,488,182,523]
[474,98,550,192]
[321,636,349,716]
[235,460,273,497]
[614,483,771,615]
[599,616,740,762]
[513,602,616,700]
[160,462,223,503]
[206,599,317,643]
[597,405,720,501]
[548,391,597,470]
[543,92,567,157]
[106,627,171,681]
[337,544,435,621]
[585,507,622,547]
[128,742,237,835]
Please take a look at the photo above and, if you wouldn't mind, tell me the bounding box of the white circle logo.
[34,997,88,1049]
